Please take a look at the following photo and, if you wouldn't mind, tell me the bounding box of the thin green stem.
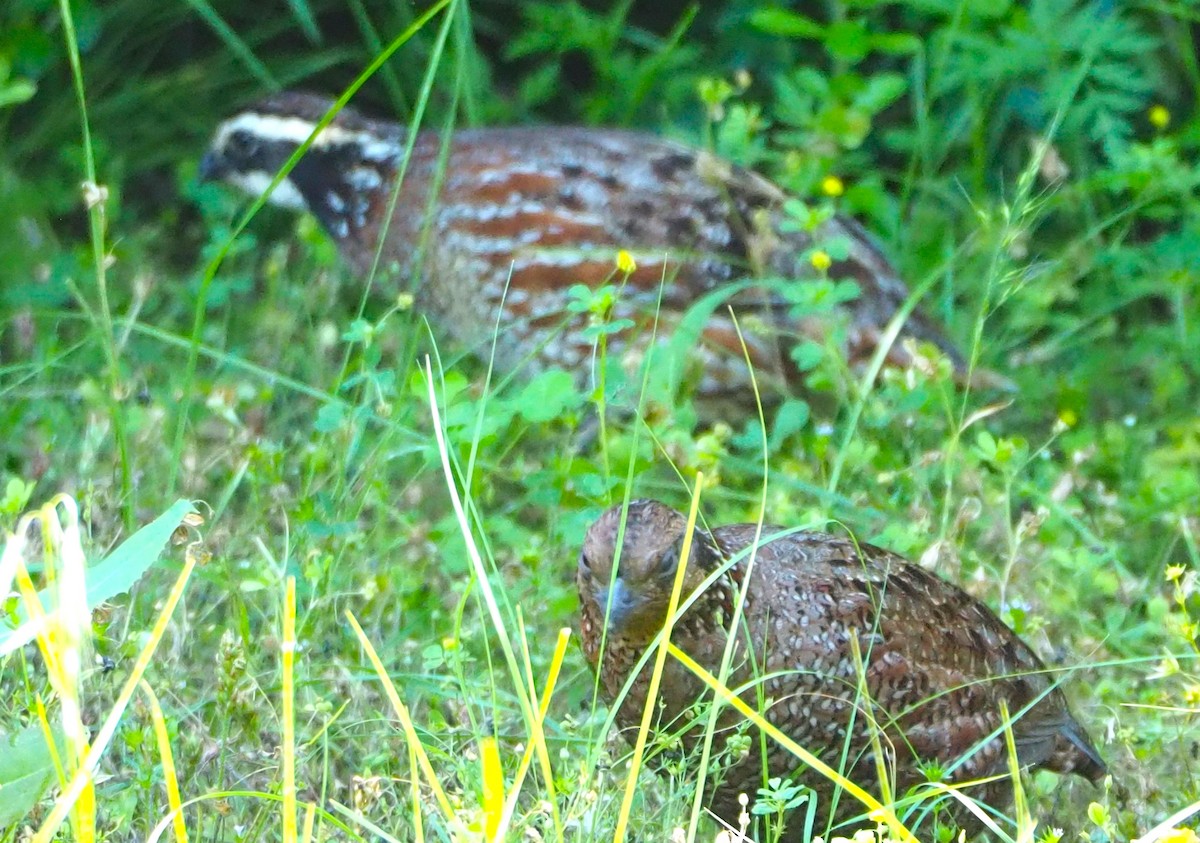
[56,0,134,529]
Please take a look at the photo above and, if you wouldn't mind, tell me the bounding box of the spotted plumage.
[577,500,1105,837]
[200,93,978,406]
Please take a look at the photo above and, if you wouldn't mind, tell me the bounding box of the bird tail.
[1054,722,1108,784]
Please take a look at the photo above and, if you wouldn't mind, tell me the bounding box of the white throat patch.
[228,170,307,210]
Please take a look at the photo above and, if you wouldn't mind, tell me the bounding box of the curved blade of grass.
[1132,801,1200,843]
[181,0,276,87]
[666,642,917,843]
[613,475,704,843]
[9,496,96,839]
[282,577,298,843]
[146,791,366,843]
[0,497,196,657]
[1001,701,1035,843]
[500,626,570,840]
[11,564,92,841]
[169,0,453,494]
[141,681,189,843]
[687,308,772,841]
[343,609,466,839]
[53,495,94,843]
[32,539,199,843]
[421,355,546,829]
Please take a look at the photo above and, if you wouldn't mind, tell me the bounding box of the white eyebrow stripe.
[213,113,387,154]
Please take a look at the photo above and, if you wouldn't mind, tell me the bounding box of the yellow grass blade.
[53,497,95,843]
[282,577,299,843]
[12,497,95,843]
[409,725,425,843]
[301,801,316,843]
[344,610,467,838]
[33,694,67,786]
[1001,701,1035,843]
[141,681,189,843]
[32,544,198,843]
[502,626,571,839]
[480,736,503,841]
[614,475,704,843]
[848,632,896,811]
[666,642,918,843]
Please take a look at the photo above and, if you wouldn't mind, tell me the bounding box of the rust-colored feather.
[202,94,985,407]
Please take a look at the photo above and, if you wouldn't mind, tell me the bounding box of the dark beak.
[197,151,227,182]
[598,578,639,632]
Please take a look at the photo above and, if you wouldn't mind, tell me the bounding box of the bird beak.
[197,150,227,182]
[597,577,639,633]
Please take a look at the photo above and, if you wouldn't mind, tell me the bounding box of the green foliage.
[0,0,1197,839]
[0,498,196,655]
[0,725,64,828]
[934,0,1160,149]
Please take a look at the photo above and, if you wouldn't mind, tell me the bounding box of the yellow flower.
[810,250,832,272]
[616,249,637,274]
[1183,684,1200,707]
[1149,104,1170,130]
[1159,828,1200,843]
[821,175,845,197]
[1057,408,1077,428]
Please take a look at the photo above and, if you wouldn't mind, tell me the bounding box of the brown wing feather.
[710,524,1098,782]
[368,127,963,393]
[577,502,1103,834]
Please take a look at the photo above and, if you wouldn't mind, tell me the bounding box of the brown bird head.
[578,500,726,645]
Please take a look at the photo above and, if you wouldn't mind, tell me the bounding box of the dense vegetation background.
[1,0,1197,841]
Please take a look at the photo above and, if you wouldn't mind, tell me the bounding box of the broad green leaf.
[0,499,196,657]
[770,399,811,450]
[824,19,870,64]
[518,370,584,423]
[0,724,65,827]
[749,8,824,39]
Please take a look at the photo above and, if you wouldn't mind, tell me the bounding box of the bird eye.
[578,552,592,572]
[226,130,261,161]
[657,549,677,576]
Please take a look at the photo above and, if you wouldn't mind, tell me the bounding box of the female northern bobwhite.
[200,93,971,406]
[577,500,1106,837]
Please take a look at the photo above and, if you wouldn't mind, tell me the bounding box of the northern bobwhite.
[200,92,971,406]
[577,500,1105,837]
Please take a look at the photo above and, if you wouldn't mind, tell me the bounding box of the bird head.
[578,499,721,643]
[198,92,401,240]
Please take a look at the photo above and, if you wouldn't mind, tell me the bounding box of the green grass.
[2,0,1199,840]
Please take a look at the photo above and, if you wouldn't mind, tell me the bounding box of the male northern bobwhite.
[200,92,972,406]
[577,500,1106,837]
